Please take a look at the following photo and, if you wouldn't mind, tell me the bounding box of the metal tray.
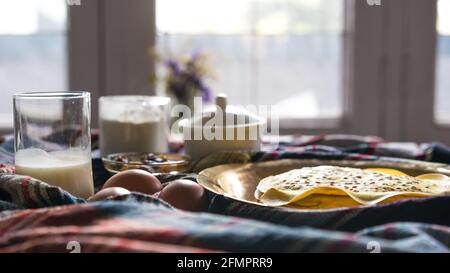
[198,159,450,211]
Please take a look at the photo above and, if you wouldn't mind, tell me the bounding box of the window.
[0,0,67,128]
[435,0,450,125]
[156,0,344,121]
[2,1,448,143]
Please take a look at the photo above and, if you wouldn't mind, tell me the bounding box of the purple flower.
[163,51,213,104]
[165,59,181,75]
[201,86,212,103]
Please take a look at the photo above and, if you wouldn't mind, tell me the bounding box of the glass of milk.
[13,92,94,199]
[99,96,171,157]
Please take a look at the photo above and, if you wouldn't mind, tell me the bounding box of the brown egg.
[103,169,162,195]
[159,179,209,212]
[88,187,131,202]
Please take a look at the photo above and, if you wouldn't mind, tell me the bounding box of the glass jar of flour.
[99,96,171,157]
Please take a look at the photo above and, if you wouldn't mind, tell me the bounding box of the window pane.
[0,0,67,127]
[157,0,344,120]
[436,0,450,124]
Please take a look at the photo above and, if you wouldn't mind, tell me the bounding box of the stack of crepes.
[255,166,450,209]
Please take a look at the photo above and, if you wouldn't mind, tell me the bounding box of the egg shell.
[103,169,162,195]
[159,179,209,212]
[88,187,131,202]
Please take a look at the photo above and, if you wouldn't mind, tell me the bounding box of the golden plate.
[198,159,450,211]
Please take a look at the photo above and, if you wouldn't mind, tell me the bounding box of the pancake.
[255,165,450,209]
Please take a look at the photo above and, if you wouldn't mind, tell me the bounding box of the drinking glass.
[13,92,94,199]
[99,96,171,157]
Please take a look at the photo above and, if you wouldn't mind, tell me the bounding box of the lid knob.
[215,93,228,112]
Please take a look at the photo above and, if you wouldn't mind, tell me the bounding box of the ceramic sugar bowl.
[179,94,267,161]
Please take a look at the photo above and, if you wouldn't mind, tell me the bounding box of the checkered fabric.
[1,134,450,253]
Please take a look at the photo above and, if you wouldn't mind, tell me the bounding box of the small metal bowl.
[102,152,192,174]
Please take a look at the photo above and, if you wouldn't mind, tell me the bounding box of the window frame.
[6,0,445,144]
[66,0,413,138]
[402,0,450,144]
[68,0,156,128]
[0,0,69,134]
[283,0,450,145]
[152,0,387,136]
[282,0,386,136]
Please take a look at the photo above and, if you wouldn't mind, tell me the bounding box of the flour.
[99,107,169,156]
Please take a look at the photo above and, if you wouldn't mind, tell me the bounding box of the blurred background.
[0,0,449,143]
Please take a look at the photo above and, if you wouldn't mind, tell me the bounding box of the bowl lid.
[182,94,266,128]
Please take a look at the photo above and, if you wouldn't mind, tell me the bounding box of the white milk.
[99,108,169,156]
[15,148,94,199]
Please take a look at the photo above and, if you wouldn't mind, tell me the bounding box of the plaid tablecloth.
[1,134,450,253]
